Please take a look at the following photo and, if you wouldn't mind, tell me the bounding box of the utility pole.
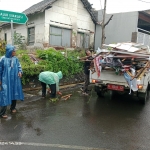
[101,0,107,48]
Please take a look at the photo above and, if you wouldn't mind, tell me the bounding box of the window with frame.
[50,26,71,47]
[77,32,89,48]
[28,27,35,46]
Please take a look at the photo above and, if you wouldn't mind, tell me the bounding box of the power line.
[138,0,150,3]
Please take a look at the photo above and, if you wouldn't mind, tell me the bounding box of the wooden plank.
[61,94,72,98]
[134,61,150,79]
[137,62,150,79]
[110,50,150,57]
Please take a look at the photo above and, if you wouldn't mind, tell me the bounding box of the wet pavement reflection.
[0,87,150,150]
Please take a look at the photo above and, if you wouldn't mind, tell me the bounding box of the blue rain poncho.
[0,44,24,106]
[39,71,63,92]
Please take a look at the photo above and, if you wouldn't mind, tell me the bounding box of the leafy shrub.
[17,48,84,84]
[14,31,26,49]
[0,39,6,56]
[36,48,84,76]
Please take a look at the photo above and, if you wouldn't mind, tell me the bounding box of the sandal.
[1,114,8,118]
[11,109,17,113]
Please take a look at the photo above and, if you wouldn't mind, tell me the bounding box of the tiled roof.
[0,0,97,27]
[23,0,56,15]
[23,0,97,23]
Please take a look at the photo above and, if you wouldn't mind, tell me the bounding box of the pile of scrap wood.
[92,42,150,81]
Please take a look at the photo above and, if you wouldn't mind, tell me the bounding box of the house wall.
[77,0,95,48]
[45,0,95,48]
[0,12,45,47]
[0,0,95,49]
[27,13,45,47]
[95,11,139,50]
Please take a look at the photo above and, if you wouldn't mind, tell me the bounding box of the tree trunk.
[101,0,107,48]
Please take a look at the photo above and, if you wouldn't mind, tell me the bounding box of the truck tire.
[97,90,103,97]
[138,88,148,104]
[94,86,104,97]
[108,90,115,100]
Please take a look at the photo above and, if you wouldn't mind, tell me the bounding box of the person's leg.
[83,74,89,94]
[0,106,7,118]
[49,84,56,98]
[10,100,17,112]
[41,82,46,97]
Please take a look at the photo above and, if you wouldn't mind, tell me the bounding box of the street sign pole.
[0,10,28,45]
[11,20,14,45]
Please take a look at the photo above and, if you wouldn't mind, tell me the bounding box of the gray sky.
[0,0,150,14]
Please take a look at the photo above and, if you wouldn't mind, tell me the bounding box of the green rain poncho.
[39,71,63,91]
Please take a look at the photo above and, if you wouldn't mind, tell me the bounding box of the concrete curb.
[23,82,84,92]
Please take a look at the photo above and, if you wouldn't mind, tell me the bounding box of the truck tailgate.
[90,70,129,87]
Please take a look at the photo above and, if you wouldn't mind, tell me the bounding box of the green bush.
[16,48,84,85]
[36,48,84,76]
[0,40,6,56]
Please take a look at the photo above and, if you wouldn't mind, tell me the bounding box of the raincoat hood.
[56,71,63,79]
[5,44,15,58]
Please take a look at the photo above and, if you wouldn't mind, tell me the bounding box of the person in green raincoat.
[39,71,63,98]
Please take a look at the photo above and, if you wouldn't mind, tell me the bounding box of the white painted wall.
[45,0,95,47]
[0,12,45,46]
[0,0,95,48]
[27,13,45,47]
[77,0,95,46]
[45,0,78,44]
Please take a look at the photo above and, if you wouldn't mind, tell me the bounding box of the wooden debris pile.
[93,42,150,80]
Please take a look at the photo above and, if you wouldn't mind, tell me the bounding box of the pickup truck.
[89,64,150,104]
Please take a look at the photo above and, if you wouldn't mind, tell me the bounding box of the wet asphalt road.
[0,86,150,150]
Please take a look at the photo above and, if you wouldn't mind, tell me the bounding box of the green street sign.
[0,10,28,24]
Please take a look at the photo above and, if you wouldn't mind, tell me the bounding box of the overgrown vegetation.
[14,31,26,49]
[16,48,85,85]
[0,39,6,55]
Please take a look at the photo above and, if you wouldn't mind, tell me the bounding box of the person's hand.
[57,91,62,95]
[0,81,1,85]
[18,72,22,78]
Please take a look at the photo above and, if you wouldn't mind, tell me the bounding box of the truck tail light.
[92,79,96,83]
[91,79,102,83]
[138,84,143,89]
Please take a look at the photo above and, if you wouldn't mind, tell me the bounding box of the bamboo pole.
[61,94,72,98]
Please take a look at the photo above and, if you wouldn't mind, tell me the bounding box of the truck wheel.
[108,90,115,100]
[139,88,148,104]
[97,90,104,97]
[94,86,104,97]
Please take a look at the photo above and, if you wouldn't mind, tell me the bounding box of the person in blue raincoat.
[39,71,63,98]
[0,44,24,118]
